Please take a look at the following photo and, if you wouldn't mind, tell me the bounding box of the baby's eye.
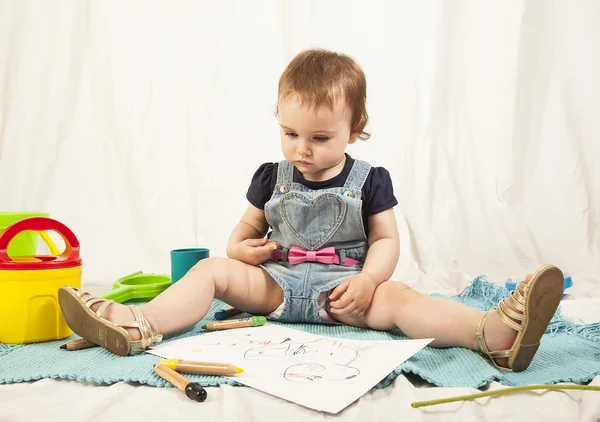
[285,132,298,138]
[313,136,329,142]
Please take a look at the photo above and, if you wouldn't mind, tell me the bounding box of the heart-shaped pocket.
[280,193,347,250]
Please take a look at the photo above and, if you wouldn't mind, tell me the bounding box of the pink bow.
[288,246,340,265]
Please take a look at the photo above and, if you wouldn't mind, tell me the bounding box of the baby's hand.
[230,238,278,266]
[328,273,377,318]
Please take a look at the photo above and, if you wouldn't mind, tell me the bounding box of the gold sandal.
[476,265,564,372]
[58,286,163,356]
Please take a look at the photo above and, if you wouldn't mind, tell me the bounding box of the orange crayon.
[154,364,207,402]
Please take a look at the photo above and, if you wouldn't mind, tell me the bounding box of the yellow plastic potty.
[0,217,82,344]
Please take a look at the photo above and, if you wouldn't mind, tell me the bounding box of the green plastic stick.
[411,384,600,408]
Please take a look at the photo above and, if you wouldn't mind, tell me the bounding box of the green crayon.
[202,316,266,330]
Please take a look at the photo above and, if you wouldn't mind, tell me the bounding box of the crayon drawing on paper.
[148,324,431,413]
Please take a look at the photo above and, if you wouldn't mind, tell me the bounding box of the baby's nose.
[296,140,310,155]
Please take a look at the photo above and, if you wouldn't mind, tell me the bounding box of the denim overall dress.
[260,158,372,324]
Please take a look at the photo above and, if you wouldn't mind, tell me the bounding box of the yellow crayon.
[158,358,244,376]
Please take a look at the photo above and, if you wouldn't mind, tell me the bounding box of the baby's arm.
[329,208,400,317]
[226,204,278,266]
[361,208,400,284]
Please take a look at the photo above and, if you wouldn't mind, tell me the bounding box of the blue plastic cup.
[170,248,210,283]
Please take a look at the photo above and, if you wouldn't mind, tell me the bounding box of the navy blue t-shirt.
[246,154,398,234]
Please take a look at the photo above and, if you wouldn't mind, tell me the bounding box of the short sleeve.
[246,162,278,209]
[362,167,398,216]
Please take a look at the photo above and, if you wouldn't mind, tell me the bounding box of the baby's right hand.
[230,238,279,266]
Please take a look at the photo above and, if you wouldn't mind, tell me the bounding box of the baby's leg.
[330,281,486,350]
[330,279,539,368]
[89,257,283,339]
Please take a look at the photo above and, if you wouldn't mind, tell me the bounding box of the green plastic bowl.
[100,271,172,303]
[0,211,49,257]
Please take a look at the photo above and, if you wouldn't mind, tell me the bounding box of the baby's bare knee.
[188,257,231,293]
[379,281,419,306]
[189,256,223,273]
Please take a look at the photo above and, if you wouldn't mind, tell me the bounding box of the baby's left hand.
[328,273,377,318]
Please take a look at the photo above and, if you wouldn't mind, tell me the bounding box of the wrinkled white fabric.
[0,371,599,421]
[0,0,598,295]
[1,2,600,420]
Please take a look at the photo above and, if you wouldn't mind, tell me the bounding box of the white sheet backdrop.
[1,0,599,293]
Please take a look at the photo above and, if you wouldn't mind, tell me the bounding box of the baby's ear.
[349,117,367,144]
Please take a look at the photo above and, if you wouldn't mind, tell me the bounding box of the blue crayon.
[214,307,242,320]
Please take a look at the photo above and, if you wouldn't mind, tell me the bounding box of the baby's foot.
[479,274,533,368]
[82,293,143,341]
[59,286,163,356]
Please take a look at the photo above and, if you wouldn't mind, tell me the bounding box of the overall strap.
[343,159,372,190]
[276,160,294,184]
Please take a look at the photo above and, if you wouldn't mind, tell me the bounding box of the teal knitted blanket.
[1,277,599,389]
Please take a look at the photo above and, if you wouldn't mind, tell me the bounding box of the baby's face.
[278,95,357,182]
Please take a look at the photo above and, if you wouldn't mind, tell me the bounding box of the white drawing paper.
[148,324,432,413]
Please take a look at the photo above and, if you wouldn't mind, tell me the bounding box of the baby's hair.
[277,48,370,140]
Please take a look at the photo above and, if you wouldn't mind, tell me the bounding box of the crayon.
[154,364,207,402]
[202,316,267,330]
[214,307,242,320]
[60,339,99,350]
[158,358,244,376]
